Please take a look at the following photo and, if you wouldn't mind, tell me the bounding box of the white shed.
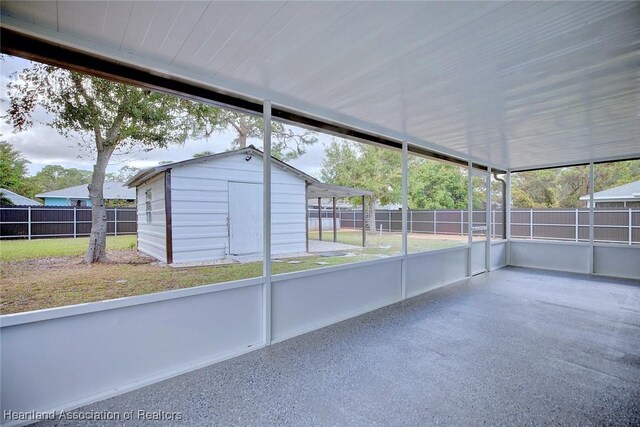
[127,147,370,264]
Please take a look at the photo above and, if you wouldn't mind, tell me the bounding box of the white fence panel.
[471,241,486,275]
[593,245,640,280]
[509,240,590,274]
[491,241,508,270]
[271,258,402,343]
[0,280,264,420]
[405,247,469,298]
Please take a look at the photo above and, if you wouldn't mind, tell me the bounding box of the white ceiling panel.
[1,0,638,170]
[212,1,329,86]
[172,2,253,67]
[1,0,56,28]
[57,1,133,48]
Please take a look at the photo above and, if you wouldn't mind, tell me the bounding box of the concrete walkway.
[307,239,361,253]
[37,267,640,426]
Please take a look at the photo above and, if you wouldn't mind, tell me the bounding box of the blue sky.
[0,55,328,178]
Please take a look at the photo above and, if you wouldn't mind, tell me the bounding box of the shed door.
[228,182,263,255]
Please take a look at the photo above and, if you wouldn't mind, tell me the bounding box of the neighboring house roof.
[0,188,42,206]
[579,180,640,201]
[127,146,373,199]
[36,181,135,200]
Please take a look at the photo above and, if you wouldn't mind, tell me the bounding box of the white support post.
[529,209,534,239]
[27,206,32,240]
[467,161,473,277]
[410,210,413,234]
[332,197,337,243]
[491,209,495,239]
[401,141,408,299]
[401,141,408,255]
[629,208,633,245]
[318,197,322,241]
[575,209,579,242]
[263,100,272,345]
[433,210,437,235]
[73,207,77,238]
[486,168,491,271]
[114,207,118,237]
[505,170,511,265]
[589,162,594,274]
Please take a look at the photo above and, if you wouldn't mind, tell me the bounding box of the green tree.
[207,110,319,161]
[0,141,31,195]
[0,190,14,206]
[6,63,220,263]
[192,151,216,158]
[606,160,640,188]
[557,161,640,207]
[510,161,639,208]
[408,158,467,209]
[106,165,141,183]
[321,139,402,233]
[555,166,589,208]
[511,187,535,208]
[31,165,92,193]
[511,169,559,208]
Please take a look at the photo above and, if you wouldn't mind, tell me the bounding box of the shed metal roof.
[127,146,319,187]
[36,181,135,200]
[128,146,372,199]
[579,180,640,201]
[1,1,638,170]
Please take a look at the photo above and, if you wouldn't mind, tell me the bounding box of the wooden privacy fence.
[313,208,640,245]
[0,206,137,239]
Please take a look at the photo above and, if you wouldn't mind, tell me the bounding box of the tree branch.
[70,74,104,149]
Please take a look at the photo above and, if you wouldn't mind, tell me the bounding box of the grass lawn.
[0,235,137,262]
[0,235,377,315]
[0,231,466,315]
[308,229,463,253]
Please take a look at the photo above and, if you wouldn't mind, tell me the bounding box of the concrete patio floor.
[37,267,640,426]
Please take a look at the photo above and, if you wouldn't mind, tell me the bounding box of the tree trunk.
[237,132,247,148]
[235,116,250,148]
[368,197,377,234]
[84,147,115,263]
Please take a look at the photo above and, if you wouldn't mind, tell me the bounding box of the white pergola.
[1,1,638,422]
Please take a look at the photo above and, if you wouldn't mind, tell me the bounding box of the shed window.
[145,190,152,223]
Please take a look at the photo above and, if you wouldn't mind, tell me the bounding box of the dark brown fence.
[5,206,638,244]
[312,208,501,238]
[511,208,640,244]
[0,206,137,239]
[314,207,639,245]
